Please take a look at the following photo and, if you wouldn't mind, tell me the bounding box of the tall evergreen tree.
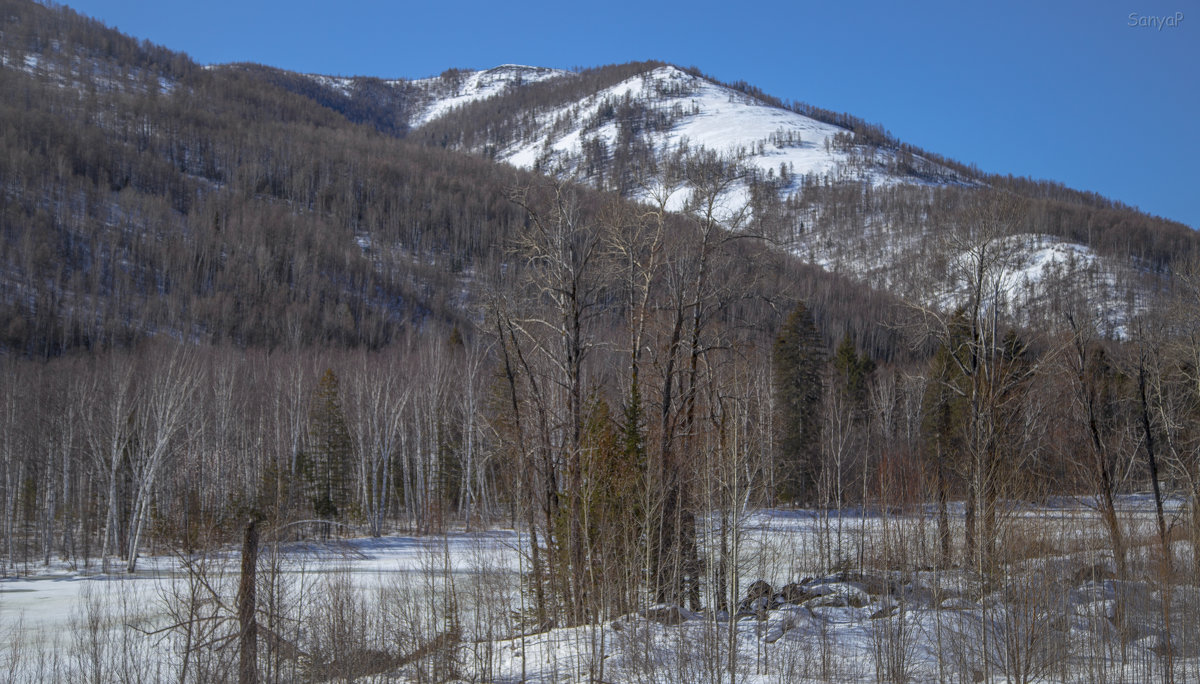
[833,332,875,411]
[773,301,825,504]
[305,368,353,531]
[923,330,967,568]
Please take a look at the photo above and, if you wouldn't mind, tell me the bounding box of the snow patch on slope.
[1000,235,1106,293]
[942,234,1135,337]
[306,73,355,97]
[408,64,570,126]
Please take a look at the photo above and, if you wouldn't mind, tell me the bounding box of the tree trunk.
[937,455,951,568]
[238,518,259,684]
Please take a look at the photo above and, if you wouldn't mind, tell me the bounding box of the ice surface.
[2,501,1190,682]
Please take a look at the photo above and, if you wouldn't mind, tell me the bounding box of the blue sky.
[64,0,1198,228]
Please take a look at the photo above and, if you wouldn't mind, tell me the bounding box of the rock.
[939,596,977,611]
[898,583,937,609]
[859,573,899,597]
[809,593,848,608]
[779,582,814,605]
[736,580,776,615]
[870,603,899,619]
[735,595,773,619]
[807,583,870,608]
[764,610,802,643]
[640,605,691,625]
[1072,562,1116,586]
[744,579,773,602]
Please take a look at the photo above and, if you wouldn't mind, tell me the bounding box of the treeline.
[4,192,1200,625]
[0,0,194,83]
[0,332,492,576]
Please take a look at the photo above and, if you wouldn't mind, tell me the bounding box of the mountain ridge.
[328,60,1185,337]
[287,58,1189,231]
[0,0,1194,356]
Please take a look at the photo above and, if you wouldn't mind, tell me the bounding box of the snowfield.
[401,64,1140,338]
[3,501,1197,682]
[491,65,964,207]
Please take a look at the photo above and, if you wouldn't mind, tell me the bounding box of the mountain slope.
[382,62,1188,335]
[394,63,970,193]
[0,1,537,351]
[1,0,1194,356]
[466,65,967,189]
[0,2,917,359]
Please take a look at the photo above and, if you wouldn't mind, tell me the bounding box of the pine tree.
[923,333,967,568]
[833,332,875,411]
[773,301,825,505]
[305,368,353,532]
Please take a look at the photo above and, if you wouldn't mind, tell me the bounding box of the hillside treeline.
[4,232,1200,623]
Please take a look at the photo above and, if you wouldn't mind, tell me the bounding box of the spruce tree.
[305,368,353,532]
[923,336,966,567]
[833,332,875,411]
[773,301,825,505]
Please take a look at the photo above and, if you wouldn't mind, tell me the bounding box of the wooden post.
[238,518,258,684]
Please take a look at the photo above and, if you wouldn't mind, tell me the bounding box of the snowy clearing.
[3,500,1198,682]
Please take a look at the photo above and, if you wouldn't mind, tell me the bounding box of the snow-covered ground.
[500,66,850,174]
[2,500,1197,682]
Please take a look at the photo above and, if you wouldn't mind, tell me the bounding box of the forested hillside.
[0,0,519,352]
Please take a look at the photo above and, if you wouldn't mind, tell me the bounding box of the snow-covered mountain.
[297,62,1162,336]
[400,64,968,192]
[490,66,961,187]
[2,0,1185,358]
[302,64,966,192]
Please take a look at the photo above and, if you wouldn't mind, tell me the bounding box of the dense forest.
[3,1,1200,682]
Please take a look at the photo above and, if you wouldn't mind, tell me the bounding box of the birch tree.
[80,353,136,573]
[126,345,199,572]
[344,351,410,537]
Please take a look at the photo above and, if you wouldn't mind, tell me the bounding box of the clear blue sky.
[64,0,1198,228]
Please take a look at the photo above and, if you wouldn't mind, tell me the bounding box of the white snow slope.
[408,64,570,126]
[305,64,570,127]
[461,65,963,190]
